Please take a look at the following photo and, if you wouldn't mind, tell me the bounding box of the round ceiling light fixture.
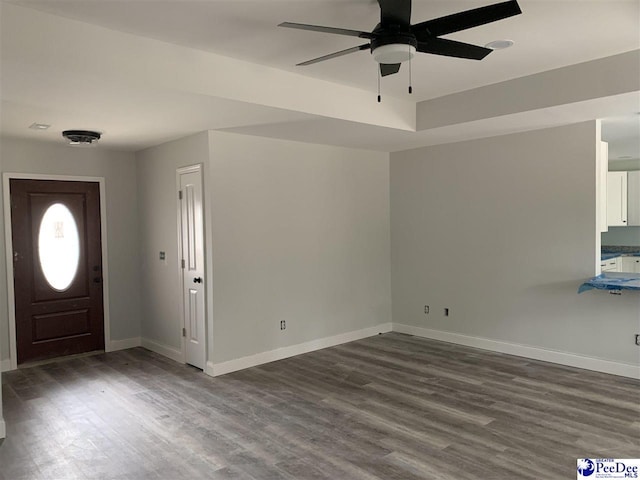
[62,130,101,146]
[372,44,416,64]
[484,39,514,50]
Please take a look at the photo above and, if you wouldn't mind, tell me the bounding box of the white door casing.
[178,165,206,369]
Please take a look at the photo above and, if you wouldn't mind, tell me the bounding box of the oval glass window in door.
[38,203,80,291]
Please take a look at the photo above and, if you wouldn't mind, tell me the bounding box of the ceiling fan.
[279,0,522,78]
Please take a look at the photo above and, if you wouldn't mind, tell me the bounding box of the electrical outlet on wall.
[444,308,449,317]
[424,305,429,314]
[280,320,286,331]
[635,334,640,346]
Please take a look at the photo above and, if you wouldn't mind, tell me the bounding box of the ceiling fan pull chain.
[408,48,413,95]
[377,67,382,103]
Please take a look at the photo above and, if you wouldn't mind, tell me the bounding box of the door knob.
[193,277,202,283]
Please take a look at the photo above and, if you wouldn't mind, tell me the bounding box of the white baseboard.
[204,361,215,377]
[207,322,393,377]
[0,418,5,439]
[106,337,141,352]
[141,337,183,364]
[0,358,11,373]
[393,323,640,380]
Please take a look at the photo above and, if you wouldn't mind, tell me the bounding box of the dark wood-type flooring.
[1,333,638,479]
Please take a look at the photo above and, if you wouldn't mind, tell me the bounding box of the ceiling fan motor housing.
[371,24,417,64]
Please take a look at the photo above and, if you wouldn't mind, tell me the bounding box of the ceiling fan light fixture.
[62,130,101,146]
[372,44,416,64]
[484,39,514,50]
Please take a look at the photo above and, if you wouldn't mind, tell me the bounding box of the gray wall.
[390,122,640,366]
[602,227,640,247]
[135,131,391,365]
[609,159,640,172]
[0,145,3,437]
[0,138,141,361]
[136,132,210,351]
[0,140,5,365]
[208,132,391,364]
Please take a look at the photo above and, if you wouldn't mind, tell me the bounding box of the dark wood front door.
[10,179,105,364]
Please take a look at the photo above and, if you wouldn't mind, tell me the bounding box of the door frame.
[176,164,206,367]
[2,173,111,371]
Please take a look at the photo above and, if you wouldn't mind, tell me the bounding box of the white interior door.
[178,165,205,369]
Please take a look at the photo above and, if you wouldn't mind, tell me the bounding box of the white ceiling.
[9,0,640,101]
[1,0,639,153]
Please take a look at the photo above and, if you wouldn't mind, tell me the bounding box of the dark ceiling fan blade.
[417,38,492,60]
[296,44,371,66]
[412,0,521,38]
[278,22,374,39]
[380,63,401,77]
[377,0,411,25]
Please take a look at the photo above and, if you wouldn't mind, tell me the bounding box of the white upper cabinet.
[607,171,628,226]
[627,170,640,226]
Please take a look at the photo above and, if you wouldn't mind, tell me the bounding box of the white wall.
[208,132,391,364]
[0,138,141,362]
[136,132,210,354]
[391,122,640,372]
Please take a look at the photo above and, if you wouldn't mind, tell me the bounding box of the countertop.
[601,251,640,260]
[579,272,640,293]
